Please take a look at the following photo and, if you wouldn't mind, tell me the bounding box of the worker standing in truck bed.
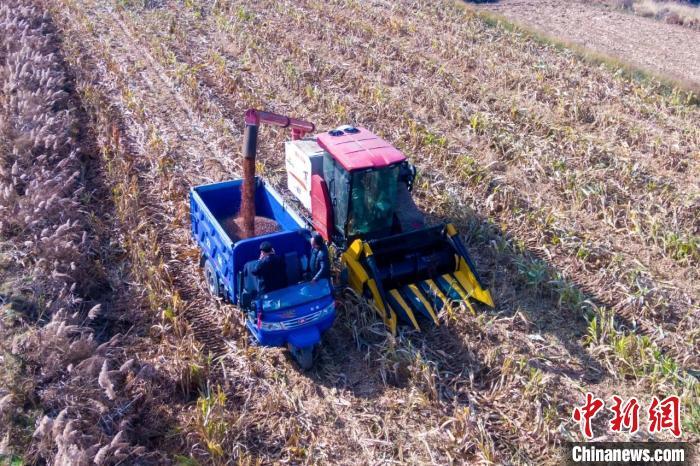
[309,233,330,282]
[252,241,287,293]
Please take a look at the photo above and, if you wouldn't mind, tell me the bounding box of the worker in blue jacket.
[252,241,286,293]
[309,233,331,282]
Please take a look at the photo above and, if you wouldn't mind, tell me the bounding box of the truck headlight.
[260,320,285,331]
[318,302,335,318]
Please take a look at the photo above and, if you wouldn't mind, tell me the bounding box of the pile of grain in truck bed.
[221,215,280,241]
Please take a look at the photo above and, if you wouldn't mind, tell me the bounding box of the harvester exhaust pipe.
[239,109,315,238]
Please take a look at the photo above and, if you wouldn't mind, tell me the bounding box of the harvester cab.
[313,126,420,244]
[284,121,495,334]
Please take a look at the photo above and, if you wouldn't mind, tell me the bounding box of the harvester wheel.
[203,260,221,299]
[339,268,348,287]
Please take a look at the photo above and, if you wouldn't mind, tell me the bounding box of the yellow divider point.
[454,268,494,308]
[408,284,439,326]
[425,279,449,306]
[389,289,421,331]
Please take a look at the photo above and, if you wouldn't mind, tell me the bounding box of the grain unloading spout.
[240,109,315,237]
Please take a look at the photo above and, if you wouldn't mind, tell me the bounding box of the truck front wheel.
[289,345,315,370]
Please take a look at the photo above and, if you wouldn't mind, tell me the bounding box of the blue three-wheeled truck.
[190,177,335,369]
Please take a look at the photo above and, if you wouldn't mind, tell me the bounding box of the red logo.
[648,396,681,437]
[609,396,640,434]
[573,394,682,439]
[572,392,605,439]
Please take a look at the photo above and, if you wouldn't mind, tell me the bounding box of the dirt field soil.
[7,0,694,463]
[472,0,700,87]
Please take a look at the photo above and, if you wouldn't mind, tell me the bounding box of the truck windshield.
[348,165,399,236]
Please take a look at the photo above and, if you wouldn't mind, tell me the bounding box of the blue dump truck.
[190,177,335,369]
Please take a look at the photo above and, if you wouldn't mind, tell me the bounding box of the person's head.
[259,241,274,256]
[310,232,324,249]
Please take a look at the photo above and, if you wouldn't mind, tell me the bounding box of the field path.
[472,0,700,86]
[58,0,241,358]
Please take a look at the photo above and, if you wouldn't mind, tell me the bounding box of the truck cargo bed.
[190,178,309,303]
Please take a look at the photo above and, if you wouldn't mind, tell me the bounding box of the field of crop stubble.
[0,0,697,464]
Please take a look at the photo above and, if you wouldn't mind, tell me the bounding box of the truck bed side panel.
[190,190,236,301]
[191,178,313,303]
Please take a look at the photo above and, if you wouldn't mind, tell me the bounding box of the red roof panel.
[316,127,406,171]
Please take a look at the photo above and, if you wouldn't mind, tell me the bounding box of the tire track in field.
[105,10,233,357]
[63,1,240,357]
